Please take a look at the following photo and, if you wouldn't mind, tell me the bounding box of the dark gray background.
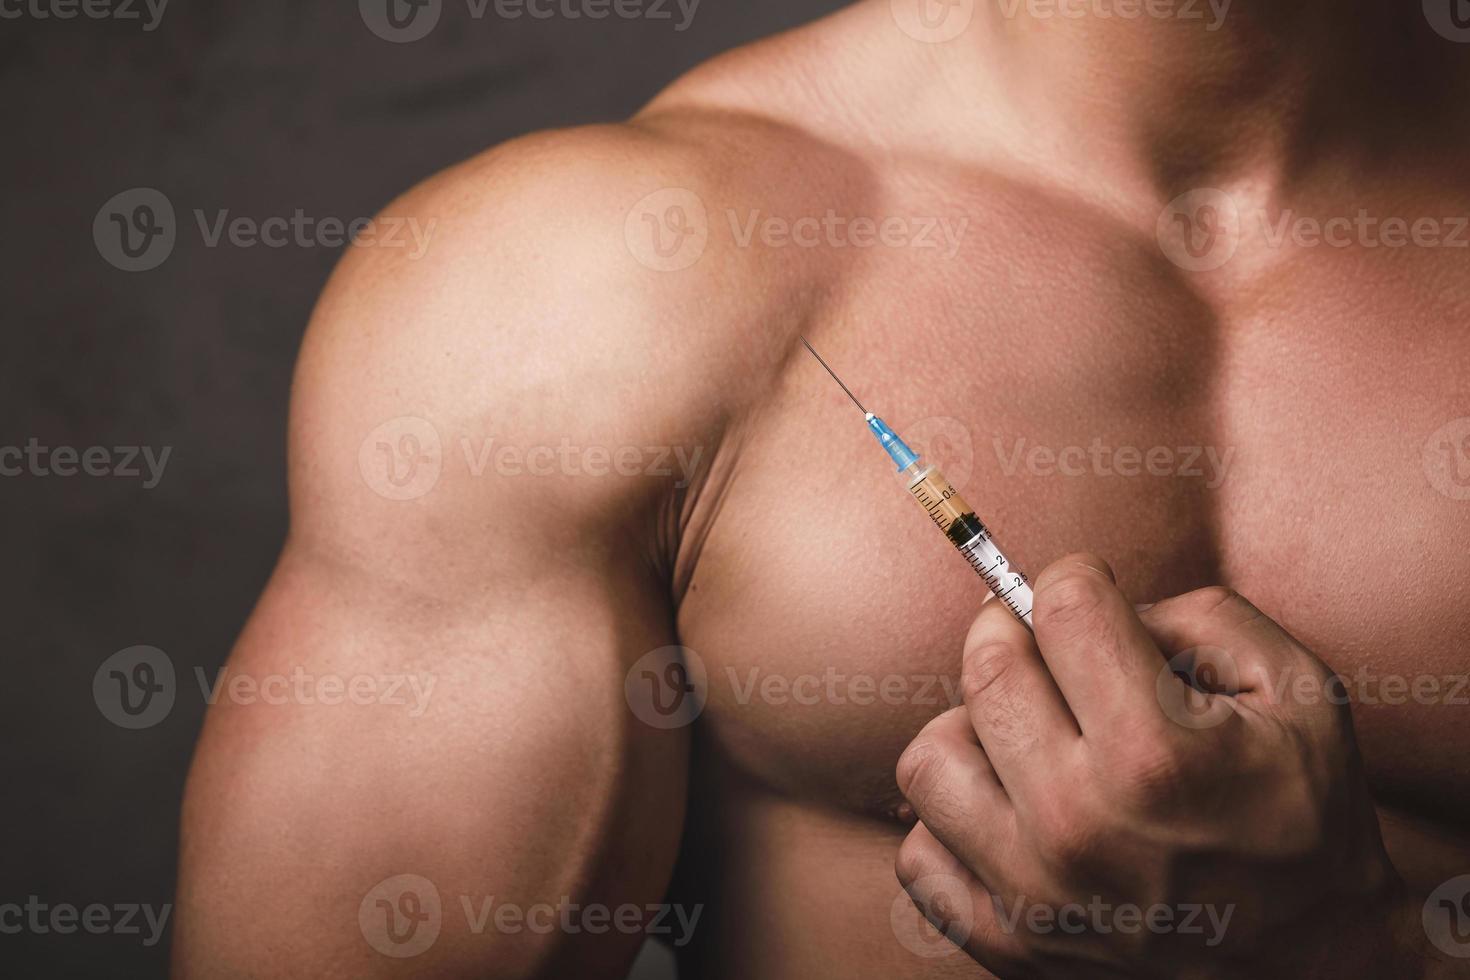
[0,2,843,975]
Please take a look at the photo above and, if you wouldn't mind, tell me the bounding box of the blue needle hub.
[866,413,921,471]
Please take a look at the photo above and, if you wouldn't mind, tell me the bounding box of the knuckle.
[1047,823,1102,868]
[894,834,930,886]
[1031,790,1100,867]
[1187,585,1261,626]
[961,643,1022,707]
[1114,742,1188,807]
[895,738,948,805]
[1191,585,1240,610]
[1038,574,1110,635]
[1054,552,1111,576]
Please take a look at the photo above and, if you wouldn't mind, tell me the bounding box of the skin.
[174,1,1470,977]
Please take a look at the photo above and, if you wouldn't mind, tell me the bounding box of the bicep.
[175,165,694,975]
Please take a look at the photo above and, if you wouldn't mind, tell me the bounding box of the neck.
[907,0,1466,203]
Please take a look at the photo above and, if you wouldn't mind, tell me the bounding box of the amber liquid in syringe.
[905,465,1035,627]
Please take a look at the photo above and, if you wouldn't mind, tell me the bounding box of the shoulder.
[282,117,781,557]
[285,12,910,547]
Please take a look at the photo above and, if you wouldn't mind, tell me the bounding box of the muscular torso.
[637,15,1470,977]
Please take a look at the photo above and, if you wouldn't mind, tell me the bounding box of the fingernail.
[1134,603,1155,613]
[1070,558,1114,580]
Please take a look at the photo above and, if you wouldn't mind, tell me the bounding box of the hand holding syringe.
[801,337,1035,630]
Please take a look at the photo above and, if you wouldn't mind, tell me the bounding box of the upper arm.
[174,127,711,979]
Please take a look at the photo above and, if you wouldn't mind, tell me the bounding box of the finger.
[1139,586,1326,715]
[1031,553,1170,735]
[895,822,1028,972]
[896,706,1013,882]
[962,594,1079,792]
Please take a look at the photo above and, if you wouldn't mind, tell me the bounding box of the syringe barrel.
[898,463,1035,631]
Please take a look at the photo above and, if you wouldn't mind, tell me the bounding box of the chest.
[674,218,1470,826]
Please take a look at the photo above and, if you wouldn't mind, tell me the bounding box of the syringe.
[801,337,1035,631]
